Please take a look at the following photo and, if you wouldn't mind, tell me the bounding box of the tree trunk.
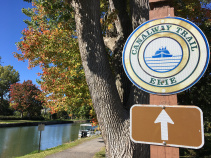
[130,0,149,29]
[72,0,150,157]
[128,0,150,107]
[107,0,132,109]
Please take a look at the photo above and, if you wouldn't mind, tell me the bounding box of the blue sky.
[0,1,41,87]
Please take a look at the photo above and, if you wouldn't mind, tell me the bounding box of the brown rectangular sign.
[130,105,204,149]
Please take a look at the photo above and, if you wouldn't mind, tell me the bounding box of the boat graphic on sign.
[152,47,173,58]
[144,45,182,73]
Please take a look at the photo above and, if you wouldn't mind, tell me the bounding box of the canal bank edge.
[0,120,90,128]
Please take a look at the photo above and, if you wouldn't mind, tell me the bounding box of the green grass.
[0,119,88,124]
[16,136,101,158]
[93,147,106,158]
[0,120,42,124]
[0,119,89,124]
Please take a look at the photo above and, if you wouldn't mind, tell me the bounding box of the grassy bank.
[17,136,101,158]
[93,147,106,158]
[0,120,42,124]
[0,119,89,124]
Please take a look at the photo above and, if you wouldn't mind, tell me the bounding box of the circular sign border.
[122,17,210,95]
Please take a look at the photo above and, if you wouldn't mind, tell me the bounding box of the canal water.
[0,123,81,158]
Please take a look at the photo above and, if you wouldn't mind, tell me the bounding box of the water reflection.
[0,123,80,158]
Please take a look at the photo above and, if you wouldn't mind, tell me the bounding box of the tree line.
[0,57,91,119]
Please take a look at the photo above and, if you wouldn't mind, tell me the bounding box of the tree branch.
[103,37,118,52]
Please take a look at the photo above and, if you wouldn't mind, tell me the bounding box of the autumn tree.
[14,1,92,118]
[9,80,43,118]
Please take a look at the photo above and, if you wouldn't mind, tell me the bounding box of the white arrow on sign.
[154,109,174,140]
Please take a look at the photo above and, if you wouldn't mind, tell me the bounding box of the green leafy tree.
[9,80,43,118]
[173,0,210,43]
[0,65,20,106]
[0,99,14,116]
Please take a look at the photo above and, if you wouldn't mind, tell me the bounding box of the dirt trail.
[45,137,104,158]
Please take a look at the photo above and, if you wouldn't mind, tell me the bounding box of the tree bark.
[108,0,132,109]
[128,0,150,108]
[72,0,150,157]
[130,0,150,29]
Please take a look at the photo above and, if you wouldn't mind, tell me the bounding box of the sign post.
[149,95,179,157]
[122,0,209,157]
[38,124,45,153]
[149,1,182,157]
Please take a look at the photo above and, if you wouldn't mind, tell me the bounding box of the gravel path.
[45,137,104,158]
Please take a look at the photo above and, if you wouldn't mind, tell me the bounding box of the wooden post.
[149,0,179,157]
[150,95,179,158]
[38,130,42,153]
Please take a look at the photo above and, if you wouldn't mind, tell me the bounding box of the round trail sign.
[122,17,210,95]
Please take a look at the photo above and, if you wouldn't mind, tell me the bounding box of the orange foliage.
[13,1,93,119]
